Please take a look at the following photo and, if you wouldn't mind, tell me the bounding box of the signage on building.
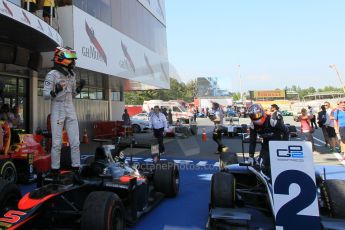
[251,90,286,99]
[0,0,62,46]
[73,6,169,89]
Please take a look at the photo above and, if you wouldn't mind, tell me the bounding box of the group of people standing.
[297,100,345,158]
[23,0,56,24]
[0,104,23,129]
[317,100,345,158]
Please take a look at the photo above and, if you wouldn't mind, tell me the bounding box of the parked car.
[130,117,150,133]
[281,110,293,116]
[131,112,149,121]
[143,100,193,123]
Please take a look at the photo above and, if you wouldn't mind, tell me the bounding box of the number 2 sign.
[269,141,321,230]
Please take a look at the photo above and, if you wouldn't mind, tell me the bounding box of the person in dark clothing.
[248,104,289,169]
[122,109,131,126]
[167,109,173,125]
[270,104,284,123]
[162,107,168,118]
[317,105,329,146]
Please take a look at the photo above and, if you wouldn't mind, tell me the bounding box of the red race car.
[0,121,51,184]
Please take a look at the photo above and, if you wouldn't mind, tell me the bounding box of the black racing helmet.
[248,103,266,125]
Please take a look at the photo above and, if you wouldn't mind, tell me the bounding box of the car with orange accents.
[0,121,51,184]
[0,143,180,229]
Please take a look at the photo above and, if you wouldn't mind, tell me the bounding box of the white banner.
[0,0,62,46]
[72,6,169,89]
[269,141,320,230]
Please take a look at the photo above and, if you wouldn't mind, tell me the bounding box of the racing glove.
[76,79,86,94]
[50,83,63,98]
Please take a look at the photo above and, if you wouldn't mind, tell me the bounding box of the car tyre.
[154,161,179,197]
[0,160,17,183]
[211,172,235,208]
[81,191,125,230]
[321,179,345,218]
[132,124,141,133]
[0,179,21,215]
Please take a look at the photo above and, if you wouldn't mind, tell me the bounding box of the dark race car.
[0,143,179,229]
[207,152,345,229]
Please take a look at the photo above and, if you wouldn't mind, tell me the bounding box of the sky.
[165,0,345,92]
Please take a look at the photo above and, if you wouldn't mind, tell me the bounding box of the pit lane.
[20,116,345,229]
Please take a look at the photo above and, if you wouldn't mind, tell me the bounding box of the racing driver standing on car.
[43,46,85,184]
[248,104,289,172]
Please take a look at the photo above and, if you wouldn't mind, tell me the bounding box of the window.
[173,106,181,112]
[112,92,121,101]
[38,80,44,96]
[38,69,105,100]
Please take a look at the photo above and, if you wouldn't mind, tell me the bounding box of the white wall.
[111,101,125,121]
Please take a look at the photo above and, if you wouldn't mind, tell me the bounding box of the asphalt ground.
[80,116,345,167]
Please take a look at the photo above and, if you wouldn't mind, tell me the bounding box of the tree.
[232,92,241,101]
[124,78,196,104]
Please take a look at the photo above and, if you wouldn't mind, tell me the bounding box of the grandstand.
[303,92,344,101]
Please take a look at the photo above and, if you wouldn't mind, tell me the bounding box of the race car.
[0,144,180,229]
[207,151,345,229]
[0,122,51,184]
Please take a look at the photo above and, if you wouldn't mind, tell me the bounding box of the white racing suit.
[43,68,80,170]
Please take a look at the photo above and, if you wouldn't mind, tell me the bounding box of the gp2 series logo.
[276,145,303,158]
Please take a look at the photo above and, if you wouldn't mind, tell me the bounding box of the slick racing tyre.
[321,179,345,218]
[154,161,180,197]
[0,160,17,183]
[81,191,125,230]
[0,179,21,216]
[211,172,235,208]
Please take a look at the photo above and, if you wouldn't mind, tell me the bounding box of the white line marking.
[196,161,208,167]
[125,157,142,161]
[173,160,194,164]
[334,153,345,166]
[296,128,345,166]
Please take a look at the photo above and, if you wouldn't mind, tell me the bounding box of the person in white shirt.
[308,106,318,129]
[209,102,228,153]
[149,105,168,156]
[324,101,337,152]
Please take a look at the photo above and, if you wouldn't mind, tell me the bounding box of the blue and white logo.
[276,145,304,158]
